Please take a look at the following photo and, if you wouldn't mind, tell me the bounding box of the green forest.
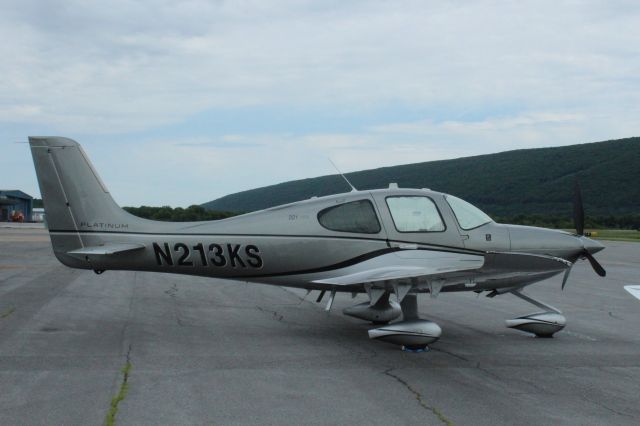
[122,205,236,222]
[200,136,640,227]
[120,205,640,230]
[36,137,640,230]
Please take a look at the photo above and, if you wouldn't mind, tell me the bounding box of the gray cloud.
[1,1,638,131]
[1,1,639,205]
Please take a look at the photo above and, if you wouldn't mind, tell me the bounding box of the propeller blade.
[584,251,606,277]
[573,180,584,236]
[561,264,573,290]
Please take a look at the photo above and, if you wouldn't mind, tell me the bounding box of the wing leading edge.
[312,251,571,291]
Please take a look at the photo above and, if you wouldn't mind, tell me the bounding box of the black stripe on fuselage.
[247,247,403,278]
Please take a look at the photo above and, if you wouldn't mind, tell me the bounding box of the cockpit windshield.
[445,195,493,230]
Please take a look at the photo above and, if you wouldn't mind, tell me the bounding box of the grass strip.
[1,307,15,319]
[105,360,132,426]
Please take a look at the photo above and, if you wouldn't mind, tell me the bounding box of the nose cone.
[582,237,605,255]
[508,225,583,259]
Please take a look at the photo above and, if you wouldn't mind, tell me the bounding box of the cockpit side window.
[317,200,381,234]
[445,195,493,230]
[385,196,446,232]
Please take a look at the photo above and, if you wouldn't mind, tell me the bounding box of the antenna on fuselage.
[328,158,357,192]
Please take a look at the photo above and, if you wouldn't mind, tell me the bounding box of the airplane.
[28,136,606,351]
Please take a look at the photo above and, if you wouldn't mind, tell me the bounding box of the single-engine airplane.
[29,136,606,350]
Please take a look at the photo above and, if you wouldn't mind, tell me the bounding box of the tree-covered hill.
[202,137,640,218]
[123,205,235,222]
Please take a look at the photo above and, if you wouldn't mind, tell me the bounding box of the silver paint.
[28,136,607,346]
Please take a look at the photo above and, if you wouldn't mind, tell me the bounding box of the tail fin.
[29,137,141,264]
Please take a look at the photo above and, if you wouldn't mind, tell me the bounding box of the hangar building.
[0,190,33,222]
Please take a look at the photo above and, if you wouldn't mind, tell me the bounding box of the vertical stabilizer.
[29,136,142,265]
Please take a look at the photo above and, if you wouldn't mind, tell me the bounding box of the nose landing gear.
[505,290,566,337]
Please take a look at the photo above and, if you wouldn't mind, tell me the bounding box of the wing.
[312,250,571,291]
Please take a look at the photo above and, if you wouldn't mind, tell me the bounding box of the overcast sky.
[2,0,639,206]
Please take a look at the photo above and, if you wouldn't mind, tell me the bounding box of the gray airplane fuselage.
[30,136,603,296]
[48,187,598,292]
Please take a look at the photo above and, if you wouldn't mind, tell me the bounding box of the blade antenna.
[328,158,357,192]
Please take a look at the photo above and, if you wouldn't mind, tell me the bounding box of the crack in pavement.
[573,382,635,419]
[431,347,469,362]
[106,271,137,425]
[255,301,377,359]
[475,365,556,397]
[105,344,133,426]
[578,393,635,419]
[255,305,284,322]
[254,304,314,328]
[384,368,453,425]
[165,283,185,326]
[474,362,506,384]
[472,365,635,418]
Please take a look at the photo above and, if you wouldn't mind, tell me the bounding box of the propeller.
[584,251,606,277]
[561,265,573,290]
[563,180,606,289]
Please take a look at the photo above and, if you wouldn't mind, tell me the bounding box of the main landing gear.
[367,294,442,351]
[338,285,566,351]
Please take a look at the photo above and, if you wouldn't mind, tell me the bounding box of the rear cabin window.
[317,200,381,234]
[386,196,445,232]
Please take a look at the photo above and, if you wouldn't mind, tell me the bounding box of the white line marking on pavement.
[624,285,640,301]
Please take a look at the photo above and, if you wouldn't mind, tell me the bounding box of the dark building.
[0,190,33,222]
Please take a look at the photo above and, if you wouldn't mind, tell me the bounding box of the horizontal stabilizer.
[68,243,145,257]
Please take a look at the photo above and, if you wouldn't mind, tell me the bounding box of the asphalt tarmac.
[1,225,639,425]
